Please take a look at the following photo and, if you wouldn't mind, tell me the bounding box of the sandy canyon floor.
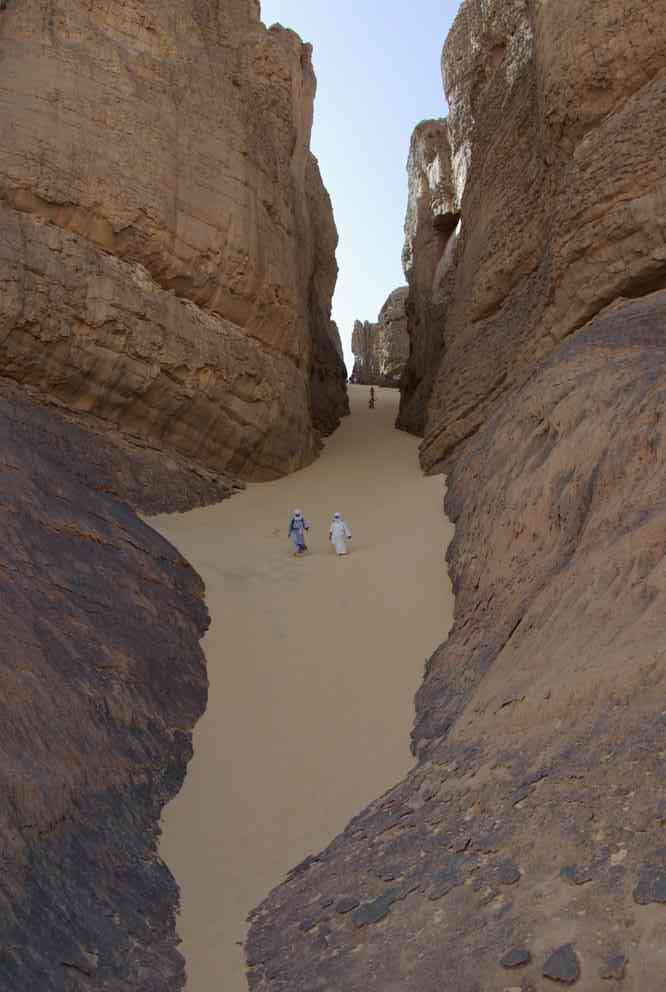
[152,385,455,990]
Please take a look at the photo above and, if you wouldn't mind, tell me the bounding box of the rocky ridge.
[0,0,348,482]
[247,2,666,990]
[350,287,410,387]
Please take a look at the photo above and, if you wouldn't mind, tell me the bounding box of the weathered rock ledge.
[350,287,409,388]
[0,0,348,482]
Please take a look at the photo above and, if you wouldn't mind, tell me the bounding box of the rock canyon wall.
[0,378,216,991]
[0,1,347,987]
[248,2,666,990]
[350,287,410,388]
[0,0,348,482]
[397,119,458,434]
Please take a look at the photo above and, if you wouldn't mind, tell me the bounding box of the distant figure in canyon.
[329,513,352,556]
[288,510,310,556]
[369,387,376,409]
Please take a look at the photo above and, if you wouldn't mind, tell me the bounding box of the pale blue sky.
[259,0,460,373]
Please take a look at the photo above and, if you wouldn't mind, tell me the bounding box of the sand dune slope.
[153,385,454,990]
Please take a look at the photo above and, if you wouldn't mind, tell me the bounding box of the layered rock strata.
[0,378,213,990]
[350,287,410,387]
[0,0,348,481]
[248,2,666,989]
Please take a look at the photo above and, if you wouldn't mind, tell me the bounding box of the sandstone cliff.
[248,295,666,992]
[247,3,666,989]
[0,0,348,482]
[350,287,410,387]
[0,1,348,986]
[397,120,459,434]
[404,0,666,470]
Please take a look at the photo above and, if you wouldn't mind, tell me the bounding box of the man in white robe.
[329,512,352,555]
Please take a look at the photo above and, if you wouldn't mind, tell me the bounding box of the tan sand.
[152,385,455,991]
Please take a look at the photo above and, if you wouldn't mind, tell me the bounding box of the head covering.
[333,512,341,519]
[293,509,302,518]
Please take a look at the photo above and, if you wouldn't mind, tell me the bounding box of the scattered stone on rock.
[632,866,666,905]
[335,897,360,915]
[542,944,580,984]
[560,865,594,887]
[495,862,521,885]
[351,890,400,928]
[599,954,627,980]
[350,287,410,387]
[427,857,465,900]
[500,947,531,969]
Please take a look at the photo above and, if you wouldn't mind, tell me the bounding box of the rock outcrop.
[397,120,459,434]
[0,1,348,986]
[0,377,214,990]
[247,287,666,992]
[350,287,410,387]
[0,0,348,482]
[247,3,666,990]
[403,0,666,470]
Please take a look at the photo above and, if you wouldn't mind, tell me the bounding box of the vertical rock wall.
[0,0,348,481]
[0,1,349,987]
[247,3,666,990]
[350,287,409,388]
[0,380,214,991]
[397,120,459,433]
[415,0,666,471]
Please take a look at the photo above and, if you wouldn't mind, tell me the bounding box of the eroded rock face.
[247,293,666,992]
[0,0,348,481]
[247,3,666,989]
[396,120,459,434]
[416,0,666,471]
[350,287,409,387]
[0,378,213,990]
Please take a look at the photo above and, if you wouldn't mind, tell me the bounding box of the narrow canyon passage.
[152,386,455,991]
